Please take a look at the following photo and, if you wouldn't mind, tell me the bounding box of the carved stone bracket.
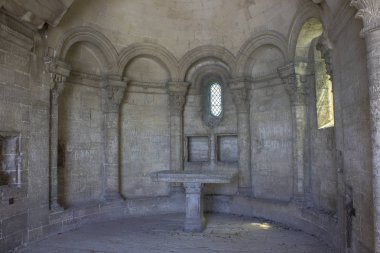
[102,75,127,113]
[278,64,309,106]
[316,32,334,80]
[228,78,251,113]
[168,82,190,115]
[350,0,380,37]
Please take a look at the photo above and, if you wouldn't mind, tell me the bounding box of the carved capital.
[278,64,309,106]
[168,82,190,115]
[103,75,127,113]
[184,182,203,194]
[316,32,334,80]
[228,78,251,113]
[350,0,380,36]
[47,60,71,105]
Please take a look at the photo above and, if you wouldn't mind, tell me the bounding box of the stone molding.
[168,81,190,115]
[316,32,334,80]
[228,78,251,113]
[278,64,309,106]
[351,0,380,37]
[102,76,128,113]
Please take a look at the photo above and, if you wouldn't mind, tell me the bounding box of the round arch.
[287,3,322,60]
[117,42,179,81]
[56,26,118,72]
[235,30,289,77]
[178,45,236,81]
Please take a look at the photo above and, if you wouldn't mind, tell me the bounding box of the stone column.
[350,1,380,251]
[183,182,205,232]
[102,75,127,201]
[229,79,252,194]
[48,60,71,211]
[168,82,190,191]
[278,64,308,200]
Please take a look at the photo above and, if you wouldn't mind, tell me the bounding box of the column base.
[104,191,124,201]
[50,201,64,213]
[291,195,306,205]
[184,217,206,232]
[238,187,252,196]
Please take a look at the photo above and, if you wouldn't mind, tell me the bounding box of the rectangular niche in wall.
[217,135,238,163]
[187,136,209,162]
[0,132,21,187]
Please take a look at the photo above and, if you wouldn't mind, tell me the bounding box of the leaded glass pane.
[210,83,222,117]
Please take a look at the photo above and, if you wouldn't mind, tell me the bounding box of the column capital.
[47,60,71,105]
[228,78,251,113]
[103,75,128,113]
[183,182,203,194]
[350,0,380,37]
[167,81,190,115]
[278,63,309,106]
[48,60,71,85]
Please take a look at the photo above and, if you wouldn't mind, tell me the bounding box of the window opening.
[209,82,222,117]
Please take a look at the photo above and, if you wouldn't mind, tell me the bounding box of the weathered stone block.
[2,213,27,235]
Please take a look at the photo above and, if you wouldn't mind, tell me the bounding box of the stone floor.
[18,214,333,253]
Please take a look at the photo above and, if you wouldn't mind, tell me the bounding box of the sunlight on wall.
[314,46,334,129]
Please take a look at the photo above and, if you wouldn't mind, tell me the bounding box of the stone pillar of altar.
[184,182,205,232]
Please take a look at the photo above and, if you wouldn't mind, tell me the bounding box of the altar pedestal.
[151,170,237,232]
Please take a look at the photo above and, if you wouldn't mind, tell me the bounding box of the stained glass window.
[210,82,222,117]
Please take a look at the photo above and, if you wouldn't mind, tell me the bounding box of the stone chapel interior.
[0,0,379,252]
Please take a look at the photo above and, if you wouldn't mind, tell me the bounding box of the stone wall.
[331,14,374,253]
[250,79,293,201]
[0,11,36,252]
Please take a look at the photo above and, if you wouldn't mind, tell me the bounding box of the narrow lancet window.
[210,82,222,117]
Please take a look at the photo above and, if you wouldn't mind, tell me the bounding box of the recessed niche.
[0,133,20,187]
[217,135,238,163]
[187,136,209,162]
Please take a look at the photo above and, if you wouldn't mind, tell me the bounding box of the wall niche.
[186,136,210,163]
[0,132,21,187]
[216,134,238,163]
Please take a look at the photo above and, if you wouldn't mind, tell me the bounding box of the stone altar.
[151,170,238,232]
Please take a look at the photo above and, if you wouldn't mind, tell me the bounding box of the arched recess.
[293,16,337,213]
[178,45,236,81]
[118,43,178,198]
[235,31,289,77]
[183,59,239,195]
[56,26,118,73]
[56,27,117,207]
[117,43,179,81]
